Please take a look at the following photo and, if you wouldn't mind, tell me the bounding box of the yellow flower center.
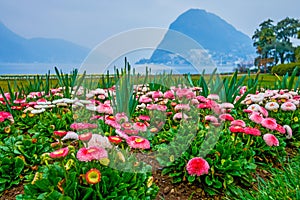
[135,138,144,143]
[53,149,64,155]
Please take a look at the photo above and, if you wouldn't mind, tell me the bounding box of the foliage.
[252,17,300,66]
[226,152,300,199]
[18,161,158,200]
[0,157,25,193]
[271,63,300,76]
[0,64,299,199]
[272,65,300,90]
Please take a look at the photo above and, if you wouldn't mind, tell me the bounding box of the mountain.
[0,22,89,63]
[137,9,255,66]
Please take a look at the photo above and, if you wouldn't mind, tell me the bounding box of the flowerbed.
[0,67,299,199]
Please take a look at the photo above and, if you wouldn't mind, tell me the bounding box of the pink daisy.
[173,112,188,121]
[174,104,191,112]
[190,98,200,105]
[243,109,253,114]
[258,106,268,117]
[197,103,210,109]
[121,122,132,130]
[138,115,151,121]
[97,103,113,115]
[283,125,292,139]
[115,112,129,123]
[261,118,277,130]
[108,136,123,144]
[50,147,69,158]
[276,124,286,134]
[53,130,68,138]
[176,88,195,99]
[230,120,246,127]
[186,157,210,176]
[196,96,208,103]
[133,122,147,132]
[219,114,234,121]
[152,91,163,99]
[139,96,152,103]
[0,111,13,123]
[265,102,279,111]
[220,102,234,109]
[163,90,175,99]
[13,99,26,104]
[70,123,97,130]
[263,134,279,146]
[281,102,297,111]
[78,132,93,141]
[123,129,139,135]
[229,126,244,133]
[76,146,108,162]
[146,104,157,110]
[243,127,261,136]
[207,94,220,101]
[239,86,247,95]
[247,104,260,112]
[250,94,264,103]
[115,129,129,139]
[105,119,121,129]
[126,136,150,149]
[249,112,264,124]
[156,105,167,111]
[205,115,219,123]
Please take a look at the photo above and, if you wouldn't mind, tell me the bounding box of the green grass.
[0,73,284,93]
[225,151,300,200]
[188,73,277,89]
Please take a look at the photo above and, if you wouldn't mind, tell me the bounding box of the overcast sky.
[0,0,299,48]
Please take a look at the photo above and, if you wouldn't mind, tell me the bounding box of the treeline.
[252,17,300,72]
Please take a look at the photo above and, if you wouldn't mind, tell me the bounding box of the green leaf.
[204,187,216,195]
[214,179,223,189]
[58,196,72,200]
[245,163,257,170]
[0,178,8,184]
[225,175,234,185]
[187,175,196,183]
[34,179,51,192]
[205,176,213,186]
[136,187,145,197]
[82,188,94,200]
[118,183,130,190]
[14,157,25,176]
[47,190,63,200]
[129,190,137,197]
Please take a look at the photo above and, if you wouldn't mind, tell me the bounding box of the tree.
[252,17,300,69]
[275,17,300,42]
[252,19,276,71]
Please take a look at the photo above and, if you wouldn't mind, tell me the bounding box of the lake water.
[0,63,235,75]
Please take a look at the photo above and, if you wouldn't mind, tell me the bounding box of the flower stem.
[95,182,102,198]
[246,135,252,148]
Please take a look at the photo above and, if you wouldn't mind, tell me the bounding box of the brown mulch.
[136,152,224,200]
[0,184,24,200]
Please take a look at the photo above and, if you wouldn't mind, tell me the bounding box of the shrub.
[271,63,300,76]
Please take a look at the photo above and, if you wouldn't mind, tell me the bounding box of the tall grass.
[225,151,300,199]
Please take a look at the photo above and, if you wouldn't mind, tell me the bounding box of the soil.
[0,184,23,200]
[136,152,224,200]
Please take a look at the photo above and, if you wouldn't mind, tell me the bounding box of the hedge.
[271,63,300,76]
